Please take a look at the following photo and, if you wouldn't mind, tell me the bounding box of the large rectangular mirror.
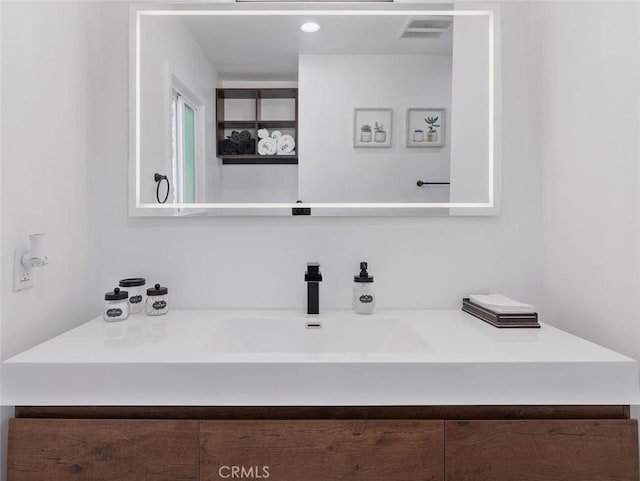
[130,5,499,216]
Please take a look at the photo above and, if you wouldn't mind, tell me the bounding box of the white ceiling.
[179,14,454,80]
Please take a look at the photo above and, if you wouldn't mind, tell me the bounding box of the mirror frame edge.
[127,2,502,218]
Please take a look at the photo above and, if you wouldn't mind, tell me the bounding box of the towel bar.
[417,181,450,187]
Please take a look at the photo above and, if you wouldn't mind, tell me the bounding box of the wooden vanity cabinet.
[7,407,639,481]
[200,420,443,481]
[445,420,639,481]
[7,419,200,481]
[8,419,443,481]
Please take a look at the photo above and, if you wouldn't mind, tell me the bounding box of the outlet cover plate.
[13,250,33,291]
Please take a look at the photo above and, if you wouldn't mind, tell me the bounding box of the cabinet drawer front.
[445,419,639,481]
[8,419,199,481]
[200,420,444,481]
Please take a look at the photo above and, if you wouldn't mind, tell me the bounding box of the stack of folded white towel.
[463,293,539,328]
[468,293,535,314]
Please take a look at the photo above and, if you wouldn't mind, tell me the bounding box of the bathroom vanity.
[4,310,639,480]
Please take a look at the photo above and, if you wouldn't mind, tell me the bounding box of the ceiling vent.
[399,16,453,39]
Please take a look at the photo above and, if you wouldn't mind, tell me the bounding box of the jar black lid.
[119,277,146,287]
[147,283,168,296]
[105,287,128,300]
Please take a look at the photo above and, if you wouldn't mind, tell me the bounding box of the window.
[171,83,200,204]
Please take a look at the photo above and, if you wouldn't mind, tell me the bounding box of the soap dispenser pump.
[353,262,375,314]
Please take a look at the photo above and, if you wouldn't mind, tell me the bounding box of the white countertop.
[3,309,639,406]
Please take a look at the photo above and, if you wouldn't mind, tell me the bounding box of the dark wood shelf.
[216,88,297,100]
[257,120,296,128]
[217,87,298,161]
[217,121,296,129]
[216,89,258,99]
[217,121,257,128]
[221,155,298,165]
[258,88,297,99]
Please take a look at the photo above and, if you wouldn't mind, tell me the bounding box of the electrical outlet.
[13,250,33,291]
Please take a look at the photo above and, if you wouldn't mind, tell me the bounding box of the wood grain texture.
[14,405,631,420]
[200,420,443,481]
[7,419,199,481]
[445,419,639,481]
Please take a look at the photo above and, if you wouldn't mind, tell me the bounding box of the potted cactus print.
[406,109,445,148]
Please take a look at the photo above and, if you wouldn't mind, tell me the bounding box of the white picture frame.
[406,108,445,148]
[354,108,393,148]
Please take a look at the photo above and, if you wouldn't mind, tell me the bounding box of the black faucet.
[305,262,322,314]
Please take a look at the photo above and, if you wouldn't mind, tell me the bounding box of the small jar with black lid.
[119,278,146,314]
[145,284,169,316]
[104,287,129,322]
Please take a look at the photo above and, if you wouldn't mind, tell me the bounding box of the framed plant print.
[406,108,445,148]
[354,108,392,148]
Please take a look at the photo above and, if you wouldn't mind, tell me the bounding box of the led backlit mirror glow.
[132,8,498,216]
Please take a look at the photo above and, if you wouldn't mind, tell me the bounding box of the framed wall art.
[406,108,445,148]
[354,108,393,148]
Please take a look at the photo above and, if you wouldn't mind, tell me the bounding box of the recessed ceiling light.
[300,22,320,33]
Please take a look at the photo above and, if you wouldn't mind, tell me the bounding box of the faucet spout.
[305,262,322,315]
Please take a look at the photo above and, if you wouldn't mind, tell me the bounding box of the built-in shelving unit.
[216,88,298,165]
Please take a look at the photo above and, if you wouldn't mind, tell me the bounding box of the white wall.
[87,2,542,317]
[1,1,92,359]
[139,15,220,205]
[222,165,299,203]
[299,54,452,204]
[537,1,640,362]
[449,12,491,206]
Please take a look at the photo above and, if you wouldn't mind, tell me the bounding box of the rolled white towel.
[276,134,295,155]
[257,137,277,156]
[469,293,535,314]
[257,128,270,139]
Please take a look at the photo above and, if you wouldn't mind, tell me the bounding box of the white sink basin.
[4,309,640,405]
[205,317,429,353]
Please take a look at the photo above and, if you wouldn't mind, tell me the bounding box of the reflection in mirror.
[134,9,496,216]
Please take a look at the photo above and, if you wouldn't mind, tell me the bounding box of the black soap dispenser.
[353,262,375,314]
